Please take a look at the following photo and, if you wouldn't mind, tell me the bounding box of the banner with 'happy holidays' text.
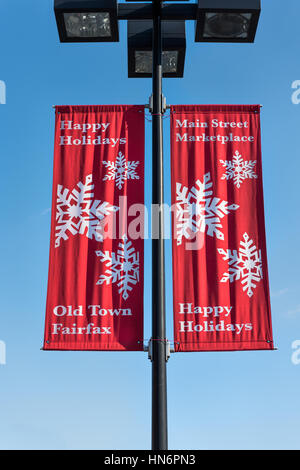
[171,105,274,352]
[44,105,144,351]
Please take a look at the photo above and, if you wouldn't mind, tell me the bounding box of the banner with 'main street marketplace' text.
[171,105,274,352]
[44,105,144,351]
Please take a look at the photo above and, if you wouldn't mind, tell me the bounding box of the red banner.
[44,105,144,351]
[171,105,274,352]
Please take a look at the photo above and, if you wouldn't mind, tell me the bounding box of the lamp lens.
[163,51,178,73]
[64,12,111,38]
[204,13,252,39]
[135,51,178,74]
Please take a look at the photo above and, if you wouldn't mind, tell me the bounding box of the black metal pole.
[151,0,168,451]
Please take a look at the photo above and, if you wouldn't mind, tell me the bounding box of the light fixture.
[125,0,189,2]
[54,0,119,42]
[195,0,261,43]
[128,20,186,78]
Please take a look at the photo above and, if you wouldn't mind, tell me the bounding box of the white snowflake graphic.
[96,236,139,300]
[55,174,119,248]
[176,172,239,246]
[218,232,263,298]
[102,152,140,190]
[220,151,258,188]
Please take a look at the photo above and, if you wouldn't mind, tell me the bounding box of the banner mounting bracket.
[145,339,171,362]
[148,94,167,114]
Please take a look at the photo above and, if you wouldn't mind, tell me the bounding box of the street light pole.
[54,0,262,451]
[151,0,168,451]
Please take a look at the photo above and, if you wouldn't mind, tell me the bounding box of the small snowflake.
[176,172,239,246]
[218,232,263,298]
[55,174,119,247]
[102,152,140,190]
[220,151,257,188]
[96,236,139,300]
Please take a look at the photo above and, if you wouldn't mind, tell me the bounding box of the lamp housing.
[128,20,186,78]
[195,0,261,43]
[54,0,119,42]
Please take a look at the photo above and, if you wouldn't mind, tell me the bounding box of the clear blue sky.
[0,0,300,450]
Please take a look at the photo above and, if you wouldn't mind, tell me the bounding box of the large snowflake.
[102,152,140,190]
[218,232,263,298]
[176,172,239,246]
[96,236,139,300]
[55,174,119,248]
[220,151,257,188]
